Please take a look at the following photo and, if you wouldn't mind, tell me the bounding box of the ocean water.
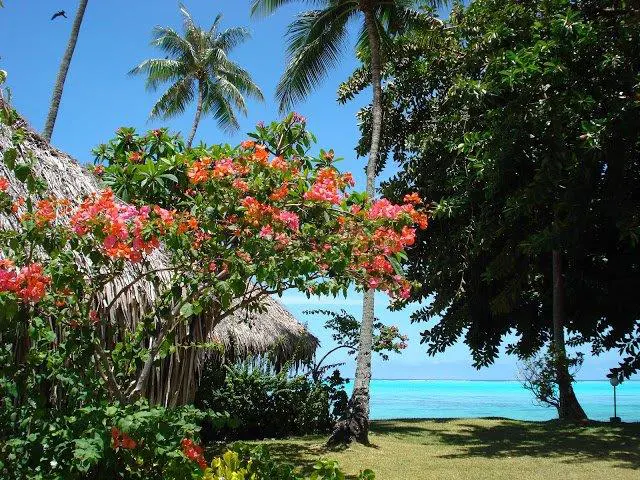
[346,380,640,422]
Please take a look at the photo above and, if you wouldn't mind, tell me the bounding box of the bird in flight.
[51,10,67,20]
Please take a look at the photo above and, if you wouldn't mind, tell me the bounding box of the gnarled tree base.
[327,387,370,446]
[559,385,588,421]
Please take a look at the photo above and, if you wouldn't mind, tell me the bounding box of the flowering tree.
[1,112,426,408]
[1,110,426,476]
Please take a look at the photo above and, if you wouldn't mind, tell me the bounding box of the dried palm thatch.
[0,103,318,406]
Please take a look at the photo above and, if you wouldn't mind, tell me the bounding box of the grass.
[254,418,640,480]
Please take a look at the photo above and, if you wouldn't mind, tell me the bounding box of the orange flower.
[187,157,212,184]
[271,156,288,171]
[11,197,25,214]
[253,144,269,164]
[240,140,255,149]
[128,151,144,163]
[269,183,289,201]
[34,199,57,227]
[0,176,9,191]
[232,178,249,193]
[403,192,422,205]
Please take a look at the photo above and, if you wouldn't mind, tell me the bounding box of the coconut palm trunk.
[187,81,204,148]
[552,250,587,421]
[329,1,384,446]
[43,0,89,141]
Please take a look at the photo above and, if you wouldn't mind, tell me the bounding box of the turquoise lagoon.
[348,380,640,422]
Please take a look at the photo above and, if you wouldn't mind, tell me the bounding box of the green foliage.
[92,127,186,206]
[203,444,374,480]
[0,398,228,480]
[196,359,343,439]
[1,89,419,479]
[354,0,640,372]
[304,309,408,381]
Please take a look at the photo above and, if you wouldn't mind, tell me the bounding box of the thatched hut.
[0,105,318,407]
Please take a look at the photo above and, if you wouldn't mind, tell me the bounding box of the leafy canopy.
[347,0,640,374]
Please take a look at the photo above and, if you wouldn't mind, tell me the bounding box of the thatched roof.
[0,103,318,405]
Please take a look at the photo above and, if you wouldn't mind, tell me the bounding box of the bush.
[196,360,348,440]
[0,397,229,480]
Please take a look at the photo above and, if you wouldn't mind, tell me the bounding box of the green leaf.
[3,148,17,169]
[180,302,194,318]
[13,163,31,182]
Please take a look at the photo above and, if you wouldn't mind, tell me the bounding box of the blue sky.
[0,1,625,380]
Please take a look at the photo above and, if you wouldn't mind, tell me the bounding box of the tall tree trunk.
[552,250,587,421]
[329,1,383,446]
[186,82,204,148]
[43,0,89,141]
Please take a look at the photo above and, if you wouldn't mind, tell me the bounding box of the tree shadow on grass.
[372,417,472,438]
[258,436,378,480]
[261,439,362,479]
[422,419,640,470]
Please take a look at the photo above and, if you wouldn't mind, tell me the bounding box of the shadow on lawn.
[373,418,640,470]
[261,440,361,479]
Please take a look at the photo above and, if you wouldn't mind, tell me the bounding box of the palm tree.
[131,5,263,148]
[43,0,89,141]
[251,0,442,445]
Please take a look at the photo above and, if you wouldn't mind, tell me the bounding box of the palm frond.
[179,3,197,32]
[215,26,252,52]
[216,61,264,102]
[204,84,241,133]
[250,0,327,18]
[277,3,357,112]
[206,76,248,116]
[129,59,186,91]
[208,13,224,34]
[151,27,196,61]
[149,77,195,120]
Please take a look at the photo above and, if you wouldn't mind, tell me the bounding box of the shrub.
[0,397,229,480]
[196,360,347,439]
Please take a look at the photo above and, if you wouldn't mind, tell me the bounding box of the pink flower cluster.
[0,260,51,303]
[304,168,343,204]
[70,189,172,262]
[278,210,300,231]
[367,197,428,229]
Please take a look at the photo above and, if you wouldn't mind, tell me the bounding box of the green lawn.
[255,418,640,480]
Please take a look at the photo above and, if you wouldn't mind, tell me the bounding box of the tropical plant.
[305,309,407,382]
[203,444,375,480]
[43,0,89,141]
[196,359,345,439]
[0,396,227,479]
[352,0,640,418]
[251,0,441,445]
[92,127,186,206]
[131,5,263,148]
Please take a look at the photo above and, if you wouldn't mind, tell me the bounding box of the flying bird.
[51,10,67,21]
